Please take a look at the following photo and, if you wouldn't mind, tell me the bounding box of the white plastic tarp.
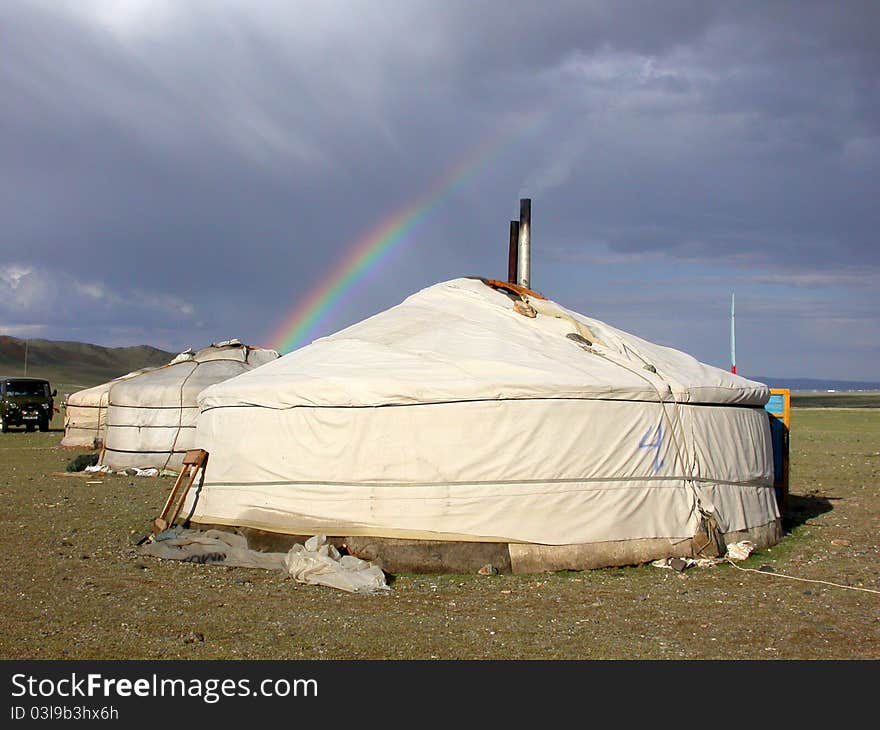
[140,530,389,594]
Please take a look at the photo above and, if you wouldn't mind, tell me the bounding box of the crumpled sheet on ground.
[284,535,390,594]
[139,529,389,594]
[651,540,757,571]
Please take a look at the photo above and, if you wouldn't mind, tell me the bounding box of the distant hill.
[746,376,880,392]
[3,335,876,397]
[0,336,176,391]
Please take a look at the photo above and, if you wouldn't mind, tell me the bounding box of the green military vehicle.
[0,376,57,433]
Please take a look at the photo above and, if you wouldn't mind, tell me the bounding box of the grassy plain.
[0,398,877,659]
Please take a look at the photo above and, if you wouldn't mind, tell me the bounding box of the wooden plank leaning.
[152,449,209,534]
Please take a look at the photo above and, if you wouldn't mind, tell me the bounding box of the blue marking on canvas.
[639,424,665,473]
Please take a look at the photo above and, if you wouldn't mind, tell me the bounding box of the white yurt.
[186,279,780,573]
[61,366,160,448]
[100,340,278,472]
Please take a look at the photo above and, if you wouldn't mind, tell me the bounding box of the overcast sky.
[1,1,878,380]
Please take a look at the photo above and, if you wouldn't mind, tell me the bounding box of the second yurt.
[100,340,278,472]
[184,279,781,573]
[61,366,161,448]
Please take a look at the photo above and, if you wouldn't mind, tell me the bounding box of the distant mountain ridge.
[2,335,876,394]
[0,336,177,390]
[745,375,880,392]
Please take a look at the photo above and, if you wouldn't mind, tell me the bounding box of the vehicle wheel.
[39,418,49,432]
[26,423,35,432]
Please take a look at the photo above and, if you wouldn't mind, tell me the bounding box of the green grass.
[793,391,880,409]
[0,403,877,659]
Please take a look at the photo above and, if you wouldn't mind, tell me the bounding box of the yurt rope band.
[516,292,710,536]
[521,294,693,475]
[572,347,729,555]
[166,362,200,472]
[466,279,717,548]
[199,396,763,414]
[195,475,770,489]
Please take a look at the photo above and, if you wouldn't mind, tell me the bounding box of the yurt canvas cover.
[187,279,780,572]
[101,340,278,472]
[61,366,160,448]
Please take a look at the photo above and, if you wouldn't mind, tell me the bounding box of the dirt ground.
[0,405,877,660]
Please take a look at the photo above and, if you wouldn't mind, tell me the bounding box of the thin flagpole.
[730,292,737,375]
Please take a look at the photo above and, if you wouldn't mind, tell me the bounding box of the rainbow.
[266,113,544,353]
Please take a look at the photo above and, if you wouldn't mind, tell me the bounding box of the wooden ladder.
[152,449,209,534]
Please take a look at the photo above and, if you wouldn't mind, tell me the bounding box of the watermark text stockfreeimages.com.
[10,672,317,705]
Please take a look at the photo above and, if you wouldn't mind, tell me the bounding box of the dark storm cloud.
[1,1,877,377]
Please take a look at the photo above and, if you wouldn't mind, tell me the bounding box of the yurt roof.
[65,366,158,406]
[199,278,767,411]
[110,340,278,405]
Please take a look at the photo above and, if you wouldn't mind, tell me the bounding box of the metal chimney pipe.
[508,220,519,284]
[517,198,531,289]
